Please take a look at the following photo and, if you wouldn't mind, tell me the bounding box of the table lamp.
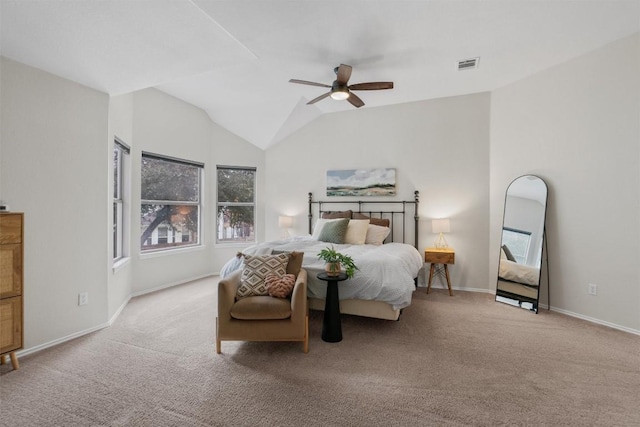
[432,218,450,248]
[278,215,294,238]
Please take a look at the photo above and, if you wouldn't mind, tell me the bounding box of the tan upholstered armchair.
[216,268,309,354]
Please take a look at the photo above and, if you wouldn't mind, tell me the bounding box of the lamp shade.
[278,215,294,228]
[432,218,450,234]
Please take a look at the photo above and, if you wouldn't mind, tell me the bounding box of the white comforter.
[221,236,423,310]
[498,259,540,287]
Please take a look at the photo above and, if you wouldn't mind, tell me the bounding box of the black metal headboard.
[308,191,420,249]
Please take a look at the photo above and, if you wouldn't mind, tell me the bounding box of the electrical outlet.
[78,292,89,306]
[588,283,597,296]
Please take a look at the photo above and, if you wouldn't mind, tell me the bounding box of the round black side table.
[316,272,348,342]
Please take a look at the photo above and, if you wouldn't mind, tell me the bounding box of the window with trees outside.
[141,152,203,252]
[501,227,531,264]
[113,138,130,261]
[217,166,256,243]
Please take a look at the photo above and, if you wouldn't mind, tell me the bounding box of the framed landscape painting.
[326,168,396,196]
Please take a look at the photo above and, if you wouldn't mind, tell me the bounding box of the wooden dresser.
[0,212,23,370]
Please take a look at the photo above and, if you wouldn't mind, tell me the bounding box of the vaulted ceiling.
[2,1,639,149]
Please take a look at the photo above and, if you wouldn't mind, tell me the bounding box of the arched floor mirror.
[496,175,548,313]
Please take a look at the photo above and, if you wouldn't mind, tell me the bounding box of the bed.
[496,258,540,306]
[220,192,423,320]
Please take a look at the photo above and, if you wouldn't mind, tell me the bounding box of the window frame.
[216,165,256,244]
[501,227,532,264]
[113,137,130,263]
[140,152,204,254]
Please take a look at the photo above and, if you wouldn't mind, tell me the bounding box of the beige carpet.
[1,276,639,426]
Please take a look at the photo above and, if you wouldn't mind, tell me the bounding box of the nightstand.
[425,247,455,296]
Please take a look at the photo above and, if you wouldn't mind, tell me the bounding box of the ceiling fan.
[289,64,393,108]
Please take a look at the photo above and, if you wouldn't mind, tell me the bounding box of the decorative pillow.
[352,212,390,227]
[321,210,352,219]
[502,245,516,262]
[344,219,370,245]
[311,218,339,239]
[237,253,289,299]
[265,273,296,298]
[317,218,350,244]
[370,217,390,227]
[271,250,304,277]
[365,224,391,245]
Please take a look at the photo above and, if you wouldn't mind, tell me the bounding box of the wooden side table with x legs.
[425,248,455,296]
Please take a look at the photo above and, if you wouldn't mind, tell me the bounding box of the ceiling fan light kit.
[290,64,393,108]
[330,84,350,100]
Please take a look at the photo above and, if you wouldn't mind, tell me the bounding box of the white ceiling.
[2,1,639,149]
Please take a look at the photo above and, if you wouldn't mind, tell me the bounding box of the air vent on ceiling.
[458,57,479,71]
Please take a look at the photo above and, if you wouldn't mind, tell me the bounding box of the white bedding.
[221,236,423,310]
[498,259,540,287]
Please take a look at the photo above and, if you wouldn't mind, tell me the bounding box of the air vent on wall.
[458,57,479,71]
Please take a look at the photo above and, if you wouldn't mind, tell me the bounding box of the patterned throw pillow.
[271,250,304,277]
[265,273,296,298]
[237,253,289,299]
[317,218,349,244]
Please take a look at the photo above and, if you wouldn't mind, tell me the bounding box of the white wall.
[3,31,637,353]
[491,33,640,331]
[131,89,214,292]
[131,88,265,290]
[0,57,110,348]
[0,60,265,352]
[107,93,134,320]
[209,120,267,272]
[503,195,545,266]
[265,93,491,291]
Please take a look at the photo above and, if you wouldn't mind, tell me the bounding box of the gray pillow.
[502,244,516,262]
[318,218,349,244]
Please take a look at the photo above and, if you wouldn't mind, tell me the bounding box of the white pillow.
[311,218,340,240]
[365,224,391,245]
[344,219,370,245]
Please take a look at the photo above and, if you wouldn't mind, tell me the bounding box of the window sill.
[112,257,131,273]
[214,241,256,249]
[140,244,205,260]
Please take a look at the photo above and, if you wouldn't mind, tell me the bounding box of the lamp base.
[434,233,448,249]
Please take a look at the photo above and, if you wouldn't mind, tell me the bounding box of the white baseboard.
[131,272,215,298]
[16,273,217,360]
[16,322,111,359]
[15,277,638,360]
[482,289,640,336]
[108,295,132,325]
[548,305,640,336]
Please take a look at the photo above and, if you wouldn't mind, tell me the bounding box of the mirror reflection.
[496,175,548,313]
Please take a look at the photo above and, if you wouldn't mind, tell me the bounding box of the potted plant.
[317,245,358,278]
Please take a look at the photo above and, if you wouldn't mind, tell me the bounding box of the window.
[501,227,531,264]
[140,152,203,252]
[113,138,130,261]
[216,166,256,243]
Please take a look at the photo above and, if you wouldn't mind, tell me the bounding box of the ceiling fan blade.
[348,82,394,91]
[307,92,332,105]
[289,79,331,88]
[347,92,365,108]
[336,64,352,85]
